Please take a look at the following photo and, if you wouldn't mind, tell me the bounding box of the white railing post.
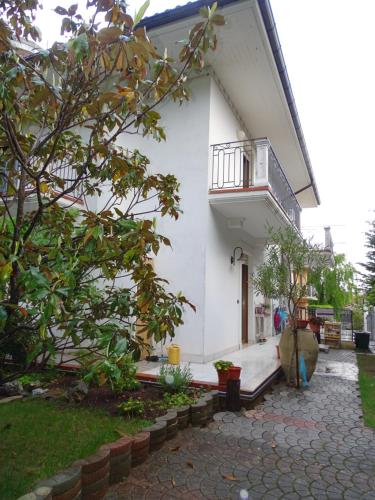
[253,138,269,186]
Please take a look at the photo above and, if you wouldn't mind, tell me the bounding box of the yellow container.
[167,344,180,365]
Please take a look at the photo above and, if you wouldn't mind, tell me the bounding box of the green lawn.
[0,398,149,500]
[357,354,375,428]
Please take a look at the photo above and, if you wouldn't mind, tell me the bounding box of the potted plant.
[228,365,242,381]
[296,319,309,329]
[213,360,233,388]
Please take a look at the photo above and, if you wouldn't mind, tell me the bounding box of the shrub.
[81,337,140,393]
[17,370,58,386]
[163,392,194,408]
[158,364,193,393]
[118,398,145,417]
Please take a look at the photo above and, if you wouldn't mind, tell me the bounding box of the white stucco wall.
[101,74,271,362]
[203,78,255,359]
[115,76,211,361]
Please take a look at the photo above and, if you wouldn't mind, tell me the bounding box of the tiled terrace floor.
[137,336,281,393]
[108,349,375,499]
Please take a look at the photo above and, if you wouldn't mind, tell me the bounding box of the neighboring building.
[116,0,320,362]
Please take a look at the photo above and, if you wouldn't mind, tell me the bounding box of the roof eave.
[257,0,320,206]
[141,0,321,206]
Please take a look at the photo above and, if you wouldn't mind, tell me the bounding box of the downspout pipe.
[257,0,320,205]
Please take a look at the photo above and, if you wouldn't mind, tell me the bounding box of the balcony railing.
[0,162,83,202]
[210,138,301,229]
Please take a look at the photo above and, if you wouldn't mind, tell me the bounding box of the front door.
[243,155,250,188]
[242,264,249,344]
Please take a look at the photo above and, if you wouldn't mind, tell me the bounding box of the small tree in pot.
[252,227,324,388]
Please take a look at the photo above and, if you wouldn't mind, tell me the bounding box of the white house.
[113,0,320,363]
[2,0,320,368]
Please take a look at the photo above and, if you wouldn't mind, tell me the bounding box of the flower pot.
[228,366,241,381]
[296,319,309,329]
[216,369,229,389]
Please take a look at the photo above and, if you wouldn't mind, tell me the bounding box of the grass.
[0,398,150,499]
[357,354,375,428]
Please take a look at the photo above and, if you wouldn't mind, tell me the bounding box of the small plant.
[17,370,58,386]
[17,374,39,386]
[81,336,140,393]
[158,364,193,393]
[213,360,233,371]
[118,398,145,417]
[163,392,194,408]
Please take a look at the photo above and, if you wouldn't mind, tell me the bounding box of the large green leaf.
[133,0,150,27]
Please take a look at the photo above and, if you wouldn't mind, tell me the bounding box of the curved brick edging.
[173,404,190,429]
[18,486,53,500]
[34,466,81,500]
[143,420,167,451]
[18,390,219,500]
[131,432,150,466]
[73,448,110,499]
[155,410,178,440]
[100,436,132,484]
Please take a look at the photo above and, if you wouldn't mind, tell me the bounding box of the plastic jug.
[167,344,180,365]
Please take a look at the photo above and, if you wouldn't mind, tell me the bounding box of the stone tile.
[106,349,375,500]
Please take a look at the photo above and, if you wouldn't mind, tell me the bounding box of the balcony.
[0,163,84,211]
[209,139,301,238]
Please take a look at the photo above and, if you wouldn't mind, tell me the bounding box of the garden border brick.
[18,393,218,500]
[18,486,53,500]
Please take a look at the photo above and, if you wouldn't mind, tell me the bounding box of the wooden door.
[243,155,250,188]
[242,264,249,344]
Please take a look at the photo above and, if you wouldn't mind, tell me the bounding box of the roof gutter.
[139,0,240,30]
[257,0,320,205]
[142,0,320,205]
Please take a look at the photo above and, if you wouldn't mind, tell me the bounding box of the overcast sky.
[35,0,375,269]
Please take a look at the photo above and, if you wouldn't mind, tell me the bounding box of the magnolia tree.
[252,226,323,387]
[0,0,224,381]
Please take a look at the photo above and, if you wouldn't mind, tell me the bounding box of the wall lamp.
[231,246,245,265]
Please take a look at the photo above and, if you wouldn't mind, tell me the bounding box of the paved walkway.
[107,350,375,499]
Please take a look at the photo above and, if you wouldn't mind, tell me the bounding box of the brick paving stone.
[106,349,375,500]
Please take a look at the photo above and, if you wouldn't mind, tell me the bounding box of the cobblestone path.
[107,350,375,499]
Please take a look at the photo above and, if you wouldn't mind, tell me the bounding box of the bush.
[118,398,145,417]
[163,392,194,408]
[81,337,140,393]
[158,364,193,393]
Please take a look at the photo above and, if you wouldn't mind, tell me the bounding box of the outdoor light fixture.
[231,246,244,265]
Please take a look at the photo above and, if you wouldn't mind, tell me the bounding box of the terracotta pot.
[279,326,319,385]
[296,319,309,329]
[228,366,242,381]
[217,369,229,389]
